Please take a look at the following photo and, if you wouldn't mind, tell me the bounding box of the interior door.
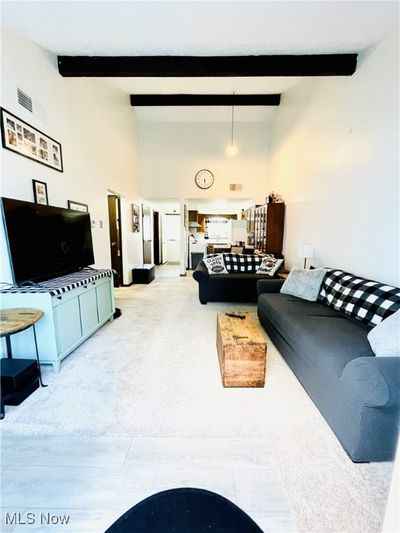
[142,205,152,264]
[163,213,181,264]
[107,195,122,287]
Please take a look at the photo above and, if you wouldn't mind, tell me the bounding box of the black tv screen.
[2,197,95,283]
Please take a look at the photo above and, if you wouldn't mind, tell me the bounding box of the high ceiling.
[2,1,397,55]
[2,1,398,122]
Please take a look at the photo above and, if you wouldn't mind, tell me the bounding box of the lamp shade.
[299,244,314,259]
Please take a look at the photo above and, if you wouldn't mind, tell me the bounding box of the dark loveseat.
[257,277,400,462]
[193,255,282,304]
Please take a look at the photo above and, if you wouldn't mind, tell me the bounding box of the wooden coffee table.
[216,312,266,388]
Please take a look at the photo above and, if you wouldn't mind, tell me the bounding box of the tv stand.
[0,269,115,372]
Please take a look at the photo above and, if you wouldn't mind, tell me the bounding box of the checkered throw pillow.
[222,253,264,273]
[319,269,400,327]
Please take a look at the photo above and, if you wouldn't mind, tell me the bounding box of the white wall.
[0,27,142,284]
[267,32,399,286]
[138,121,269,203]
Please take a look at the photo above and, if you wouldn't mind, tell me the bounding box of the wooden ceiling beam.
[130,94,281,106]
[58,54,358,77]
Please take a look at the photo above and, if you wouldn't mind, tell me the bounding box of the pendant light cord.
[231,92,235,144]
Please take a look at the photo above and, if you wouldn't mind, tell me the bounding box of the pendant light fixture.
[226,92,238,157]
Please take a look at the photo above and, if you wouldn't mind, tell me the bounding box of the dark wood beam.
[130,94,281,106]
[58,54,358,77]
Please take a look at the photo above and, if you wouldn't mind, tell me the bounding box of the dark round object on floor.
[105,487,263,533]
[113,308,122,319]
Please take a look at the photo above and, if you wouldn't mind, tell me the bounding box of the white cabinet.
[1,274,115,372]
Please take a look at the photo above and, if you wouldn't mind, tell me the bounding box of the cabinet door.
[97,282,113,322]
[54,297,82,354]
[79,288,99,336]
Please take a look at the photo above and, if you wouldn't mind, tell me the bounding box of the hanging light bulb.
[226,92,238,157]
[226,142,238,157]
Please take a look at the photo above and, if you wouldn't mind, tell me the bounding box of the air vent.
[17,88,33,112]
[229,184,243,192]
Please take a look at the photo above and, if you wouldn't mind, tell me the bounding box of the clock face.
[195,169,214,190]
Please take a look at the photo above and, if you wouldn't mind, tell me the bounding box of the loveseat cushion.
[319,269,400,327]
[258,293,373,377]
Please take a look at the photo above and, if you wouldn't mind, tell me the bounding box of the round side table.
[1,308,47,418]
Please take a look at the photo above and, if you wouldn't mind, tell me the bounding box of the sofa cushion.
[258,292,373,376]
[256,255,283,276]
[367,310,400,357]
[319,269,400,327]
[280,266,327,301]
[203,254,228,275]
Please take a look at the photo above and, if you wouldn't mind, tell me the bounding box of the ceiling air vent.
[17,88,33,112]
[229,184,243,192]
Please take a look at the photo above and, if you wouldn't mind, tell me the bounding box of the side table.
[1,308,47,419]
[278,272,289,280]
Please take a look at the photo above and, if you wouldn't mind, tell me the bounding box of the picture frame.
[32,179,48,205]
[68,200,88,213]
[1,107,63,172]
[132,204,140,232]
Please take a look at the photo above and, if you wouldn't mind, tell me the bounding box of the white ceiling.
[133,105,275,122]
[2,1,398,55]
[2,1,398,122]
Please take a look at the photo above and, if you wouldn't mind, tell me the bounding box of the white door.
[163,214,181,263]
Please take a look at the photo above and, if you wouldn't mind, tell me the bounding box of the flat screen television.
[2,197,95,283]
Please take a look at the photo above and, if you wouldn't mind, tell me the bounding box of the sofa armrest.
[257,279,285,296]
[193,260,209,283]
[340,357,400,408]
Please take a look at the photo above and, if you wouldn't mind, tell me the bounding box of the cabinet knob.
[57,296,62,300]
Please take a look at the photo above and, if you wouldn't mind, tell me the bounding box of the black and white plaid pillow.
[222,253,264,273]
[319,269,400,327]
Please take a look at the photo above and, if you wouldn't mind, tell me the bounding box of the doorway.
[107,194,123,287]
[142,204,152,264]
[153,211,161,265]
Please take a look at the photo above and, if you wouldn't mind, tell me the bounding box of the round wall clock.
[195,169,214,190]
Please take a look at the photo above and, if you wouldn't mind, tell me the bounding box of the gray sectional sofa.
[257,278,400,462]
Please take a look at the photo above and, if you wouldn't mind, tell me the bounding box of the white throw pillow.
[256,255,283,276]
[280,266,327,302]
[367,310,400,357]
[203,254,228,275]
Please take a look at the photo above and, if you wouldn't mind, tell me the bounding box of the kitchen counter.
[189,237,230,268]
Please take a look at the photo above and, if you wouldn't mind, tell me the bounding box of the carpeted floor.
[1,266,393,532]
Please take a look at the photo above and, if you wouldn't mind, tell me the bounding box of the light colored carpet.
[1,266,393,532]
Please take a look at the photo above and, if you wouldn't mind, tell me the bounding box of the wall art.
[1,107,63,172]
